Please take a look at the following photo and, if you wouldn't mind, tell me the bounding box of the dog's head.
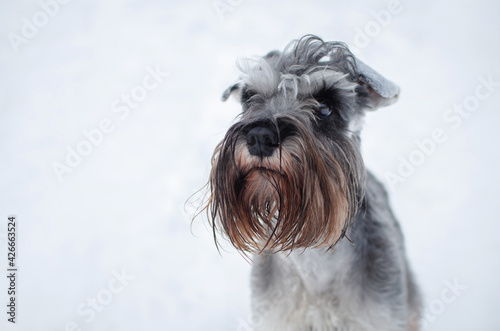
[206,35,399,253]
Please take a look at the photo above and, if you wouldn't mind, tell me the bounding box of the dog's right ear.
[221,82,242,102]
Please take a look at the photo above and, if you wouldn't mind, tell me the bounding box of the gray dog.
[205,35,421,331]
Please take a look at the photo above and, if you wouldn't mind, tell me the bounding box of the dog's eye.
[315,103,332,119]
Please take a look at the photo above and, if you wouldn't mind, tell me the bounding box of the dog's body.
[205,35,421,330]
[250,172,420,330]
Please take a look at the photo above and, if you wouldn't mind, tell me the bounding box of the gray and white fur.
[206,35,421,331]
[249,173,421,331]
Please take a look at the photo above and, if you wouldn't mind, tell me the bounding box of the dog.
[204,35,421,331]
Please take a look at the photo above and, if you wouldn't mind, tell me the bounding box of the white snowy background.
[1,0,499,330]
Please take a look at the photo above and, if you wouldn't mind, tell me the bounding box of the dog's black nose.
[246,126,279,157]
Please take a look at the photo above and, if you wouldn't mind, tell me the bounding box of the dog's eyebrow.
[294,71,357,97]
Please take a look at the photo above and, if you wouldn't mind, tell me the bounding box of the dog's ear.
[355,58,400,110]
[221,82,241,102]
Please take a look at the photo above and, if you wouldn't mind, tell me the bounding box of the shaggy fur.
[204,35,421,330]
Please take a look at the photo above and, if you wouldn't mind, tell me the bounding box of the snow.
[1,0,499,330]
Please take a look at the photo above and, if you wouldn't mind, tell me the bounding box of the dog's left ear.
[221,82,241,102]
[355,58,400,110]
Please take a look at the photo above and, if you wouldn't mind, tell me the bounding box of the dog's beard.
[206,119,364,253]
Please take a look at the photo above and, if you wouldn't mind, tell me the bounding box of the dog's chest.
[251,242,361,330]
[285,243,355,297]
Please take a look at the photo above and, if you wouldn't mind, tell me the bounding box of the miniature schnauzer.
[205,35,421,330]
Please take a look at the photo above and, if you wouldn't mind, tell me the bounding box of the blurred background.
[1,0,499,330]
